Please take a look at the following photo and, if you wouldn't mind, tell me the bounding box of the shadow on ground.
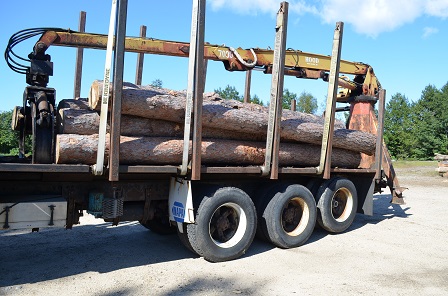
[0,219,274,287]
[0,193,409,287]
[306,192,411,245]
[0,221,192,287]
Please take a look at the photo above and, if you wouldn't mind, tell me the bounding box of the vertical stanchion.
[93,0,118,176]
[191,0,206,180]
[109,0,128,181]
[180,0,206,178]
[243,70,252,103]
[202,58,208,91]
[291,99,296,111]
[262,2,288,179]
[317,22,343,179]
[375,89,386,180]
[135,25,147,85]
[73,11,86,99]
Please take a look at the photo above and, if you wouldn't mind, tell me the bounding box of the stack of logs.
[55,80,377,168]
[434,153,448,177]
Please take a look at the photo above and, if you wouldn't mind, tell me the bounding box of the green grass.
[392,160,438,169]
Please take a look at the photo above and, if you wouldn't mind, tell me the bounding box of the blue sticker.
[172,201,185,223]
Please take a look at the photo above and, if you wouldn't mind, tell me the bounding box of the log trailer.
[1,2,404,262]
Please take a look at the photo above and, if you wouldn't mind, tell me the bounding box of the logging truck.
[1,2,404,262]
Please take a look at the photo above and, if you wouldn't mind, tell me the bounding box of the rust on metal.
[135,25,147,85]
[37,30,371,76]
[73,11,86,99]
[348,97,406,204]
[0,163,90,173]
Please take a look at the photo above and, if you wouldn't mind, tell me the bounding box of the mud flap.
[168,178,195,233]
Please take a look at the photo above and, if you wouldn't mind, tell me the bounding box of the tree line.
[384,82,448,160]
[214,85,318,113]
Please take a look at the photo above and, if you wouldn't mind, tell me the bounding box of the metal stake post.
[262,2,288,179]
[317,22,343,179]
[109,0,128,181]
[93,0,118,176]
[243,70,252,103]
[135,25,147,85]
[180,0,206,178]
[73,11,86,99]
[291,99,296,111]
[191,1,206,180]
[375,89,385,180]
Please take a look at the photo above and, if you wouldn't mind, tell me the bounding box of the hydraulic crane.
[4,27,403,202]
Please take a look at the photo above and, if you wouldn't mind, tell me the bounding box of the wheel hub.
[211,206,238,243]
[282,199,305,234]
[331,188,352,221]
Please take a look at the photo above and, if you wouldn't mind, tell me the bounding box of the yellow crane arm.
[35,30,378,98]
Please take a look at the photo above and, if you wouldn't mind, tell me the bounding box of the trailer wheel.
[186,187,256,262]
[316,177,358,233]
[255,183,288,241]
[306,178,322,199]
[177,223,198,255]
[263,185,316,248]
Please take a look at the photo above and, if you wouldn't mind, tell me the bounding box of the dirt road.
[1,163,447,295]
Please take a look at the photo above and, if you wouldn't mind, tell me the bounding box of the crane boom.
[34,30,378,99]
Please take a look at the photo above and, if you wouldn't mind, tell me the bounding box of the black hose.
[4,27,70,74]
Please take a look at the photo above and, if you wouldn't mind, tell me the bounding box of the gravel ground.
[1,164,447,296]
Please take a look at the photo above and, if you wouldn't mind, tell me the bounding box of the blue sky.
[1,0,447,112]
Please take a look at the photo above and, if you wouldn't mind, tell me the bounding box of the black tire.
[262,185,316,248]
[316,177,358,233]
[254,183,288,241]
[186,187,257,262]
[306,178,322,199]
[177,223,197,255]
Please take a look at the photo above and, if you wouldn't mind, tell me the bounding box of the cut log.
[57,108,100,134]
[88,81,375,154]
[55,134,361,168]
[57,108,265,141]
[57,98,90,110]
[434,153,448,161]
[89,80,339,126]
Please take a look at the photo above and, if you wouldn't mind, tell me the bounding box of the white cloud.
[208,0,448,37]
[423,26,439,38]
[209,0,281,15]
[208,0,318,16]
[425,0,448,18]
[319,0,423,37]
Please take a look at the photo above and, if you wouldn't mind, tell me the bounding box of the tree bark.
[56,134,361,168]
[88,80,375,154]
[58,98,90,110]
[57,108,265,141]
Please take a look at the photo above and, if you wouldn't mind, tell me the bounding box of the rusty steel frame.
[191,0,206,180]
[179,0,206,179]
[243,70,252,103]
[22,4,403,193]
[73,11,86,99]
[262,2,288,179]
[37,31,369,73]
[34,31,375,98]
[135,25,147,85]
[347,94,405,203]
[375,89,386,180]
[109,0,128,182]
[317,22,343,179]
